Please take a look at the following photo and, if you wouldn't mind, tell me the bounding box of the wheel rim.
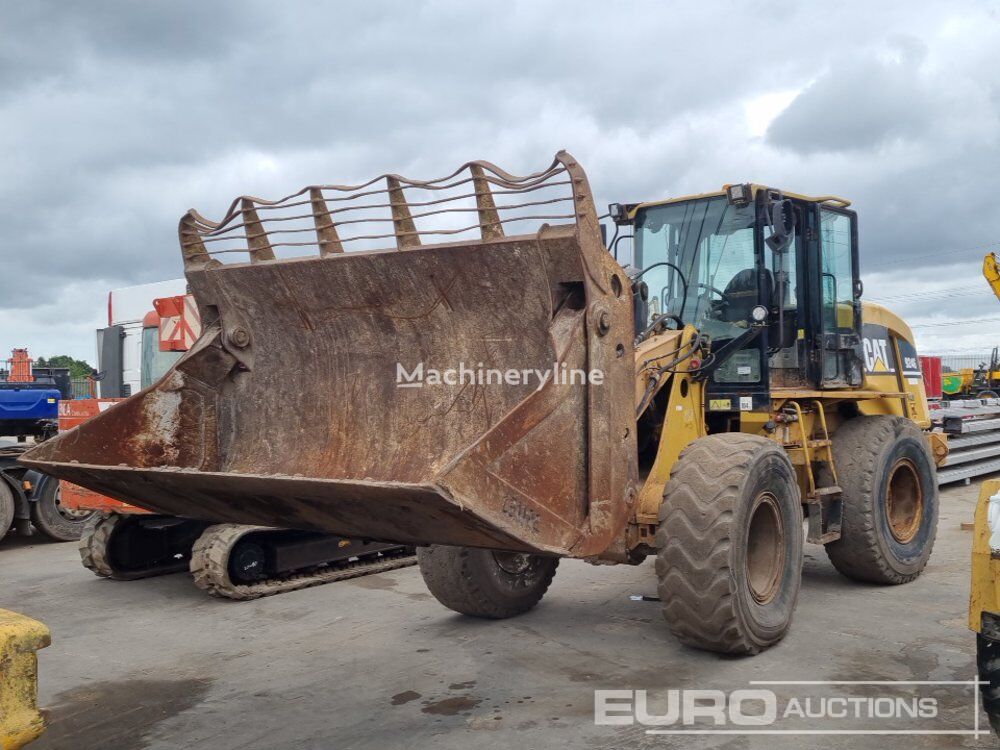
[746,492,785,605]
[53,485,94,521]
[886,458,923,544]
[492,551,533,576]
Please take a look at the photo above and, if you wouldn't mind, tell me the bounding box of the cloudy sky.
[2,1,999,365]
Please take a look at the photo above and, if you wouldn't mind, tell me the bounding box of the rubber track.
[189,524,417,601]
[655,433,782,654]
[824,415,935,584]
[78,512,189,580]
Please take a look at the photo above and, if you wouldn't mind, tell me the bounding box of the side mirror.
[765,199,796,252]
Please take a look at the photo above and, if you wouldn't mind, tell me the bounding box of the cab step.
[806,485,842,544]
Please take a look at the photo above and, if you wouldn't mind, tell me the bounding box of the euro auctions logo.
[594,681,987,737]
[596,689,784,727]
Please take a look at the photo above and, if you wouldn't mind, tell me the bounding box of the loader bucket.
[23,152,638,557]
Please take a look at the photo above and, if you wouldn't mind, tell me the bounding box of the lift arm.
[984,252,1000,302]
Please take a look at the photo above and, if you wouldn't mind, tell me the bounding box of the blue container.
[0,387,59,421]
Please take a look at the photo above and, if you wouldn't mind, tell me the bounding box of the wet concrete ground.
[0,482,992,749]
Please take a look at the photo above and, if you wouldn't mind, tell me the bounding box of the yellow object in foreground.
[970,479,1000,632]
[0,610,49,750]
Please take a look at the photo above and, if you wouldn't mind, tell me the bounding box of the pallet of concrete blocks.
[933,398,1000,485]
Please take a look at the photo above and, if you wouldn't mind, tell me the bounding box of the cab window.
[140,326,183,390]
[634,197,759,343]
[819,209,854,332]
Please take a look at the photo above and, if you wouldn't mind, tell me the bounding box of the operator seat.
[721,269,773,322]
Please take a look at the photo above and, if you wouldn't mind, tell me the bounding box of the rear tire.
[656,433,803,655]
[0,480,14,543]
[30,480,96,541]
[417,545,559,619]
[824,416,937,584]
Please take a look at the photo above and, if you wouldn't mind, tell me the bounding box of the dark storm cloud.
[766,55,936,154]
[764,30,1000,290]
[1,0,999,359]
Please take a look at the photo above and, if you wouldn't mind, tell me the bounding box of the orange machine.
[6,349,34,382]
[153,294,200,351]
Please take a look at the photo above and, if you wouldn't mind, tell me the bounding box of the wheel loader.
[968,256,1000,736]
[21,152,944,654]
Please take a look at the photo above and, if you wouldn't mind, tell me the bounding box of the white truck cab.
[99,279,187,397]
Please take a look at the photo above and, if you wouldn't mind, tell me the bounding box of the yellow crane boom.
[984,252,1000,302]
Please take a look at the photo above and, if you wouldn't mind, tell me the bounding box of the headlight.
[726,183,751,207]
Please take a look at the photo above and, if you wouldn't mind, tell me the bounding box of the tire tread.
[824,415,936,584]
[656,433,800,655]
[417,546,558,619]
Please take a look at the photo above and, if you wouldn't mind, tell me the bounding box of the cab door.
[813,206,863,387]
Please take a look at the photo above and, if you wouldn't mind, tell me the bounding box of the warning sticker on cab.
[709,399,732,411]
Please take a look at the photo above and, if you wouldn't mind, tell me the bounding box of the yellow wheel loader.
[21,153,944,654]
[967,258,1000,736]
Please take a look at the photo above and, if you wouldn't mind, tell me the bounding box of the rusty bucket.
[23,153,637,557]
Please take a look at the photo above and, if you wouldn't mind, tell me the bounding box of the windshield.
[140,326,183,389]
[634,197,759,342]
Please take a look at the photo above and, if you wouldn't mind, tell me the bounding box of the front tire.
[656,433,803,655]
[417,545,559,619]
[824,416,937,584]
[30,480,96,541]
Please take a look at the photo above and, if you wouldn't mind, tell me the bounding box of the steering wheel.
[698,282,731,318]
[697,282,728,299]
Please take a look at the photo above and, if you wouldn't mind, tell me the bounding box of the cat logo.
[862,337,894,374]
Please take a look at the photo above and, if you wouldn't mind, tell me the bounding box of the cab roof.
[628,184,852,219]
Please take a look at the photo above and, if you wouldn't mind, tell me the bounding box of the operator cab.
[620,184,863,412]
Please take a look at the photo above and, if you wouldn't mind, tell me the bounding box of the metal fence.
[69,377,93,399]
[936,353,996,372]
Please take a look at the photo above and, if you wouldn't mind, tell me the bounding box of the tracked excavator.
[23,153,943,653]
